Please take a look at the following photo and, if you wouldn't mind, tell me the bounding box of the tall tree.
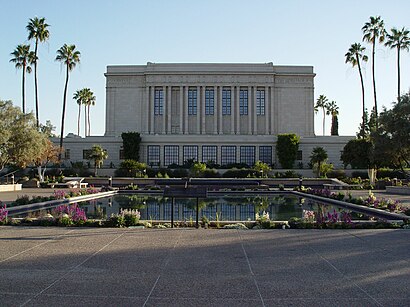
[314,95,329,136]
[345,43,368,137]
[362,15,386,124]
[73,89,84,136]
[9,44,36,114]
[85,89,96,136]
[327,100,339,136]
[385,27,410,101]
[55,44,81,160]
[26,17,50,126]
[310,147,328,177]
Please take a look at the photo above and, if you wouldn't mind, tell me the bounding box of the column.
[247,86,252,135]
[218,86,223,134]
[150,86,155,134]
[213,86,218,134]
[201,86,206,134]
[179,86,183,134]
[230,86,235,134]
[142,86,149,134]
[167,86,172,133]
[271,86,275,134]
[184,86,189,134]
[196,86,201,134]
[253,86,257,134]
[265,86,269,135]
[162,86,167,134]
[236,86,240,134]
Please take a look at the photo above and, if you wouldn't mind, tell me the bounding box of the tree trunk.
[22,64,26,113]
[77,104,81,136]
[59,65,70,161]
[371,40,378,127]
[322,107,325,136]
[37,166,44,183]
[397,47,401,102]
[88,105,91,136]
[84,104,87,137]
[356,54,365,136]
[34,38,39,127]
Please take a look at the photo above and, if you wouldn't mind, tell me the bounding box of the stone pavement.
[0,227,409,307]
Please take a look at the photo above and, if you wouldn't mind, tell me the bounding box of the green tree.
[116,159,146,177]
[362,15,386,124]
[310,147,328,177]
[384,27,410,102]
[85,89,96,136]
[9,44,36,114]
[0,100,47,171]
[73,88,95,137]
[327,101,339,136]
[314,95,329,136]
[40,120,57,138]
[276,134,300,169]
[55,44,81,160]
[86,144,108,176]
[73,89,85,136]
[341,138,373,169]
[345,43,368,137]
[253,160,271,178]
[121,132,141,161]
[26,17,50,127]
[191,161,207,177]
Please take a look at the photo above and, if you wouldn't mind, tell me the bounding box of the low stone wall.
[0,184,22,192]
[386,186,410,195]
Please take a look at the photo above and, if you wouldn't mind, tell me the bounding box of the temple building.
[59,63,352,169]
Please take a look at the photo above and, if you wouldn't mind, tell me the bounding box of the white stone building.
[59,63,353,169]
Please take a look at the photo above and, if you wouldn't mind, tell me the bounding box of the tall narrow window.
[221,146,236,166]
[240,146,256,166]
[147,145,160,166]
[259,146,272,165]
[202,146,217,164]
[222,88,231,115]
[205,89,214,115]
[256,89,265,115]
[164,145,179,166]
[183,145,198,163]
[239,89,248,115]
[154,89,164,115]
[188,89,197,115]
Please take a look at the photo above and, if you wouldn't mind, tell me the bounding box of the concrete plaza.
[0,227,409,306]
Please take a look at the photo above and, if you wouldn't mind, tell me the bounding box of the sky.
[1,0,410,138]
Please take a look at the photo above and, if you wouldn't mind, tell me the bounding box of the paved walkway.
[0,227,409,306]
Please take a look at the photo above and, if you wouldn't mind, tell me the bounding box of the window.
[183,145,198,163]
[221,146,236,166]
[240,146,256,166]
[259,146,272,165]
[205,89,214,115]
[64,149,70,160]
[164,145,179,166]
[119,149,125,160]
[239,89,248,115]
[188,89,197,115]
[202,146,217,164]
[297,150,303,161]
[147,145,160,166]
[256,89,265,115]
[83,149,91,159]
[154,89,164,115]
[222,88,231,115]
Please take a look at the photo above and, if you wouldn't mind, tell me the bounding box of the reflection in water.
[77,194,353,222]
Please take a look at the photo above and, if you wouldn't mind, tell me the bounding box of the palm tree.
[362,15,386,124]
[327,101,339,136]
[55,44,81,160]
[310,147,328,177]
[314,95,329,136]
[9,44,36,113]
[385,27,410,101]
[345,43,368,137]
[26,17,50,126]
[86,90,96,136]
[87,144,108,176]
[73,88,86,136]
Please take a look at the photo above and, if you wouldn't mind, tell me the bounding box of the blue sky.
[1,0,409,137]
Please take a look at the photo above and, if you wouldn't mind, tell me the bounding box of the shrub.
[276,133,300,168]
[222,168,255,178]
[201,169,221,178]
[351,171,368,179]
[327,169,346,179]
[115,160,146,177]
[171,168,189,178]
[0,203,8,224]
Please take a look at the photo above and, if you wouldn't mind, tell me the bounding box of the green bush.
[222,168,256,178]
[327,169,346,179]
[201,169,221,178]
[276,133,300,168]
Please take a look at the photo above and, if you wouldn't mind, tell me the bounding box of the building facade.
[59,63,353,169]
